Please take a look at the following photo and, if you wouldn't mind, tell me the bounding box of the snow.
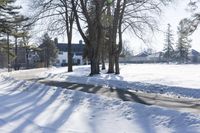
[37,64,200,99]
[0,75,200,133]
[0,68,7,73]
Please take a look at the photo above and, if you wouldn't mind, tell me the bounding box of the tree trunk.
[108,53,115,73]
[101,53,106,70]
[7,33,10,72]
[107,3,115,73]
[107,28,115,73]
[90,56,100,76]
[67,39,73,72]
[115,55,120,74]
[89,38,100,76]
[65,6,74,72]
[107,0,122,74]
[26,48,29,69]
[114,0,126,74]
[14,36,18,70]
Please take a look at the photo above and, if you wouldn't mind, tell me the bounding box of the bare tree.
[30,0,171,75]
[106,0,169,74]
[30,0,75,72]
[72,0,106,75]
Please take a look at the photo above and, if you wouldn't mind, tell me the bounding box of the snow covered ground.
[36,64,200,99]
[0,68,7,73]
[1,64,200,132]
[0,76,200,133]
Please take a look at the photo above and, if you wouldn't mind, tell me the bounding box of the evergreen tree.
[0,0,29,70]
[176,20,191,63]
[163,24,174,63]
[0,0,21,33]
[38,33,58,67]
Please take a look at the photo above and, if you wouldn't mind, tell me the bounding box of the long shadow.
[132,104,200,133]
[0,84,50,125]
[0,82,42,104]
[10,88,62,133]
[0,79,20,92]
[114,88,151,105]
[61,73,200,99]
[46,90,82,129]
[40,80,151,105]
[1,77,78,132]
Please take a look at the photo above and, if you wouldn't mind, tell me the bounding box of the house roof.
[134,52,149,57]
[57,43,85,53]
[190,49,200,56]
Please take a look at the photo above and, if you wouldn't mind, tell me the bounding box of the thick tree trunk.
[115,55,120,74]
[114,0,126,74]
[7,33,10,72]
[108,53,115,73]
[101,53,106,70]
[89,38,100,76]
[65,6,74,72]
[67,39,73,72]
[90,57,100,76]
[14,36,18,70]
[107,4,115,74]
[26,49,29,69]
[107,0,122,74]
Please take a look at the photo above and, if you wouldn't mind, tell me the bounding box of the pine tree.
[0,0,23,71]
[38,33,58,67]
[0,0,21,33]
[163,24,174,63]
[176,20,191,63]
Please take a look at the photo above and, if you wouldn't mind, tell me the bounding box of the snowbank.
[40,64,200,99]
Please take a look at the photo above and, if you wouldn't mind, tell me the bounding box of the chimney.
[79,40,83,45]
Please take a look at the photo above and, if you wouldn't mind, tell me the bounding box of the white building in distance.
[55,40,85,66]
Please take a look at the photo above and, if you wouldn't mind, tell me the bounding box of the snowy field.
[36,64,200,99]
[0,68,7,73]
[0,76,200,133]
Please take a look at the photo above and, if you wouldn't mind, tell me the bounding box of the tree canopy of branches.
[178,1,200,36]
[30,0,75,72]
[29,0,171,75]
[71,0,171,75]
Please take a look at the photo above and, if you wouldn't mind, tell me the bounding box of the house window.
[62,59,66,63]
[59,51,63,54]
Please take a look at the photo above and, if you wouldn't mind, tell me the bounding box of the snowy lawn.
[38,64,200,99]
[0,76,200,133]
[0,68,7,73]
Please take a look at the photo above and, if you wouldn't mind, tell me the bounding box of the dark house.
[188,49,200,63]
